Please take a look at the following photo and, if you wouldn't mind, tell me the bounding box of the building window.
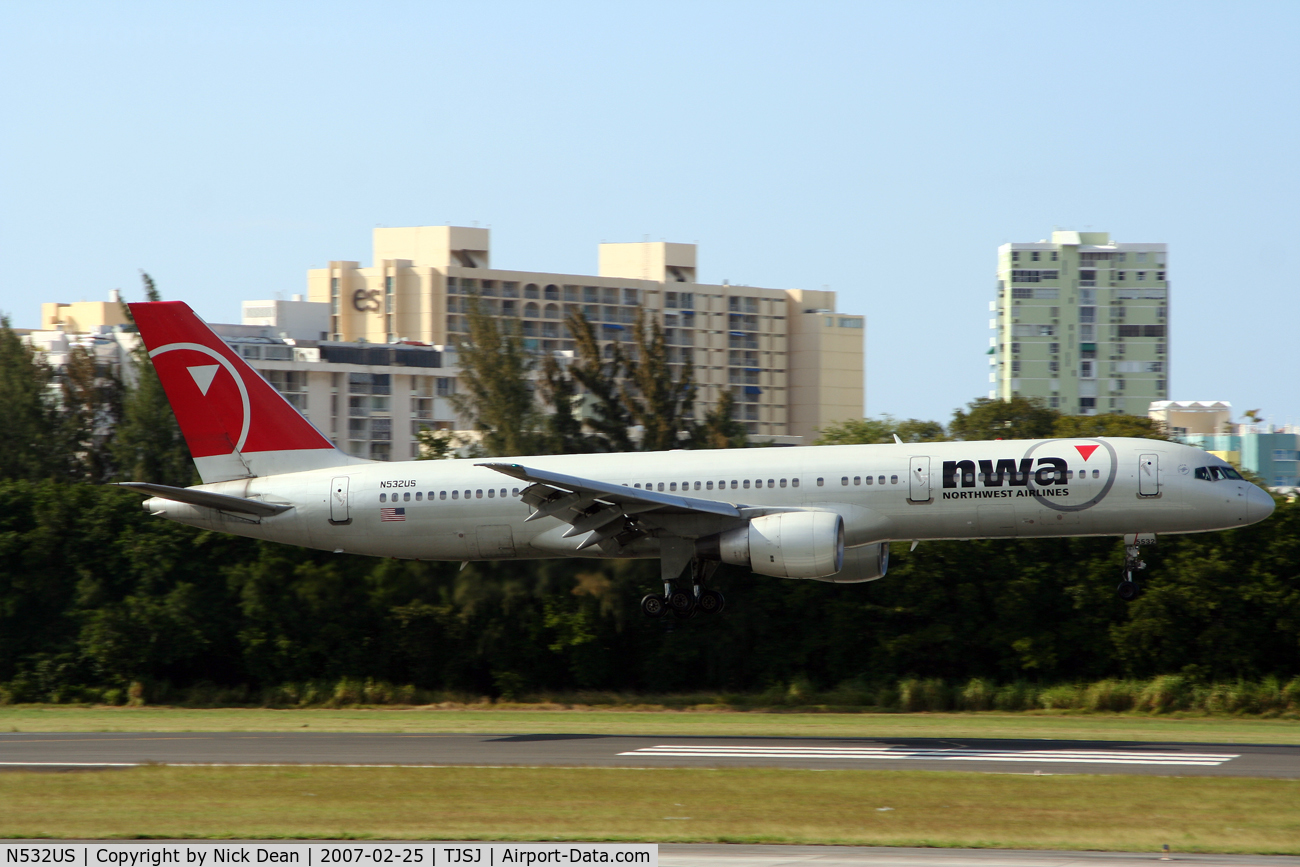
[1117,325,1166,337]
[1011,251,1020,262]
[1011,270,1057,283]
[1137,271,1147,281]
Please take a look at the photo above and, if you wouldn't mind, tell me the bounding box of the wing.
[477,462,758,551]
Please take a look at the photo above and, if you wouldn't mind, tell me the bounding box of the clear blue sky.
[2,1,1296,427]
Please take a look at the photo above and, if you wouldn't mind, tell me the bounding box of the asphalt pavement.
[1,732,1297,777]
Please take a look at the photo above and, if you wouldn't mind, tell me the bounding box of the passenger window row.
[840,475,896,486]
[632,478,801,492]
[379,487,522,503]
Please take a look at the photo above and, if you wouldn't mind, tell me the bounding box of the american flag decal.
[380,507,406,522]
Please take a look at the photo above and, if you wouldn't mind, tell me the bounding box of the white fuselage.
[144,438,1274,565]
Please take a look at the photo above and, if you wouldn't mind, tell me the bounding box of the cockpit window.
[1195,465,1244,481]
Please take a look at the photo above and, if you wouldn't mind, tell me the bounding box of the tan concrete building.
[308,227,864,441]
[42,292,132,334]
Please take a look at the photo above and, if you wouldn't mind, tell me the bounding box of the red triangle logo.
[1075,444,1099,461]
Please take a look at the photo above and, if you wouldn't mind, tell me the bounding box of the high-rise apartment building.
[990,230,1169,415]
[309,226,865,441]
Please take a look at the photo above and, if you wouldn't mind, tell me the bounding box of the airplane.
[117,301,1277,617]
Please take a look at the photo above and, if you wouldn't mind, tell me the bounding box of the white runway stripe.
[617,745,1239,766]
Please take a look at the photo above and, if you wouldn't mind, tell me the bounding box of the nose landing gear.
[1116,542,1147,601]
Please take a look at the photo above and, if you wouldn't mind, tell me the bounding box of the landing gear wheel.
[1116,580,1140,602]
[640,594,667,618]
[672,604,697,620]
[668,588,696,615]
[697,588,725,615]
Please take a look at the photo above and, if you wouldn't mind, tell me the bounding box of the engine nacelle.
[700,511,844,579]
[808,541,890,584]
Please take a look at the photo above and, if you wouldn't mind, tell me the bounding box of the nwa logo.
[940,444,1102,501]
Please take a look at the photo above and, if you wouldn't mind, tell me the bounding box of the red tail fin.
[130,301,354,482]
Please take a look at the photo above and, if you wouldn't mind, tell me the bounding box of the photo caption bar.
[0,844,657,867]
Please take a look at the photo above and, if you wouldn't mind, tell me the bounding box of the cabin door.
[330,476,351,524]
[1138,454,1160,497]
[908,456,932,503]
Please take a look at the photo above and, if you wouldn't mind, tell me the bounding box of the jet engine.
[808,541,890,584]
[698,511,844,579]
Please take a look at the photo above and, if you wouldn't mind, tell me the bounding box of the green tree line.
[0,281,1296,703]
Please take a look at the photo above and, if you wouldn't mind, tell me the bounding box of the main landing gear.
[641,557,725,620]
[1116,542,1147,602]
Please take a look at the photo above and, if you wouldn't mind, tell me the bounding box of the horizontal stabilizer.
[114,482,292,517]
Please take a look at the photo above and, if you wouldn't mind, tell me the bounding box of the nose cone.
[1247,485,1276,524]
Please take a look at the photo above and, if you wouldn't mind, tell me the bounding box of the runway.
[1,732,1295,777]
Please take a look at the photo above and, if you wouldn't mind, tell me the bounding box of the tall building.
[26,229,865,462]
[309,226,865,442]
[990,230,1169,415]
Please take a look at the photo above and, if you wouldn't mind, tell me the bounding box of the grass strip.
[1,765,1298,854]
[1,706,1299,744]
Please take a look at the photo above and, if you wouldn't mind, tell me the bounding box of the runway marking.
[617,745,1240,766]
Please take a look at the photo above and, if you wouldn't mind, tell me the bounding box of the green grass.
[1,765,1297,854]
[2,705,1299,743]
